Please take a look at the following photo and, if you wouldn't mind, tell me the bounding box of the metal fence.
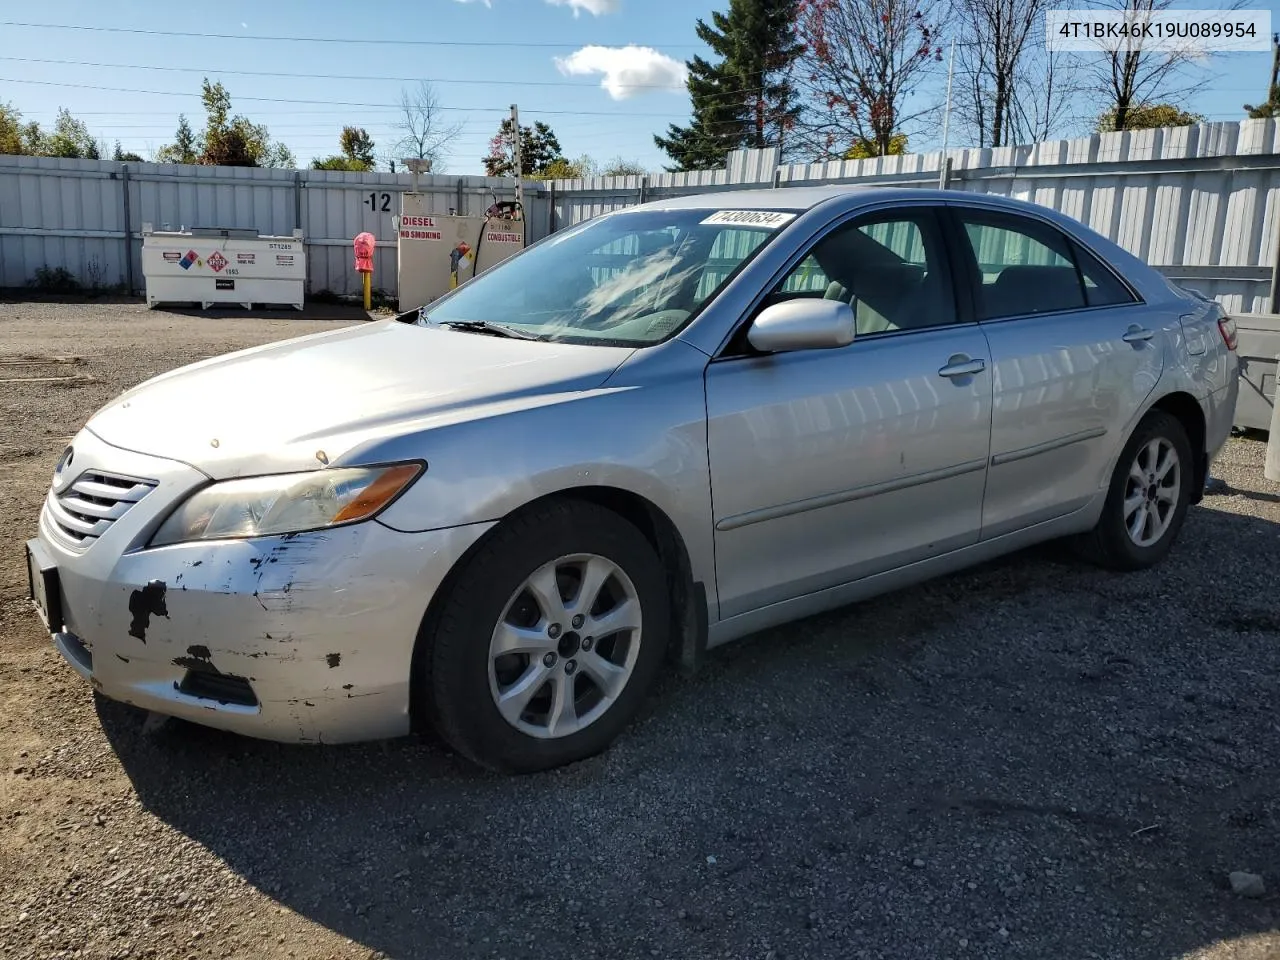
[549,118,1280,315]
[0,156,548,298]
[3,118,1280,312]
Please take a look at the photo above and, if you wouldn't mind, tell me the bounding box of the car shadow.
[100,504,1280,960]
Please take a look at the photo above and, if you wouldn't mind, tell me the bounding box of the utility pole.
[1269,33,1280,103]
[510,104,523,213]
[939,38,957,189]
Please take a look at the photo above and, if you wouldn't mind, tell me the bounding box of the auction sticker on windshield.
[700,210,797,228]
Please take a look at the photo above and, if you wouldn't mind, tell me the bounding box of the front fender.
[364,340,717,612]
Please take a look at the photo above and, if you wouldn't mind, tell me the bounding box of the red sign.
[401,215,436,228]
[206,251,228,273]
[400,229,442,241]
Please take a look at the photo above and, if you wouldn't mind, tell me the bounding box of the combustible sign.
[485,231,522,244]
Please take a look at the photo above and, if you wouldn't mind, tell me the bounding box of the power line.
[0,77,690,118]
[0,55,692,93]
[0,20,701,49]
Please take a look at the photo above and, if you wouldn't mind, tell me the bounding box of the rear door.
[945,204,1164,539]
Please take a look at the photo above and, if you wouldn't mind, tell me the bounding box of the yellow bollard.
[362,271,372,311]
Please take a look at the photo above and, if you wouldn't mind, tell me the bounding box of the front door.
[946,205,1165,538]
[705,206,994,620]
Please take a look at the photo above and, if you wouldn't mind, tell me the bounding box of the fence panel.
[0,156,545,299]
[3,119,1280,312]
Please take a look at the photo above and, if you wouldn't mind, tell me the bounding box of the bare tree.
[390,81,464,171]
[796,0,944,159]
[1080,0,1237,131]
[1007,47,1087,144]
[952,0,1055,147]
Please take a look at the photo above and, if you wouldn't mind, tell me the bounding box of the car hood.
[87,319,635,479]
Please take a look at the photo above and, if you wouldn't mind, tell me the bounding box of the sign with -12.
[365,192,392,212]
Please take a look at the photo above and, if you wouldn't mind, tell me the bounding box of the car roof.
[633,185,1065,220]
[637,185,955,212]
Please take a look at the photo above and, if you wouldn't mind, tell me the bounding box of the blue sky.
[1,0,1277,174]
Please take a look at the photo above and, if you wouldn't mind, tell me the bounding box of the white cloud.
[545,0,621,16]
[554,45,687,100]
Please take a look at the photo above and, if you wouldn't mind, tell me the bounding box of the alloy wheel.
[488,554,643,739]
[1123,437,1181,548]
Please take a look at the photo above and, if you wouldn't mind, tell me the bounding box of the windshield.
[418,208,795,345]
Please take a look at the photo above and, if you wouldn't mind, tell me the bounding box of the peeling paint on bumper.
[35,430,493,744]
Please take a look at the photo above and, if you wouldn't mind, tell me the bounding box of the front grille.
[45,471,157,549]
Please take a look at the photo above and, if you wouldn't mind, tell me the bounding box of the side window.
[1072,240,1139,307]
[770,210,955,336]
[957,212,1086,320]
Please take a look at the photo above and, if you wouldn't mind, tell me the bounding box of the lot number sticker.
[700,210,797,228]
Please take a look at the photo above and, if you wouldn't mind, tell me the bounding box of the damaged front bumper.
[30,429,492,744]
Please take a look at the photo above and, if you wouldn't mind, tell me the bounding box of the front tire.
[422,498,670,773]
[1075,410,1193,571]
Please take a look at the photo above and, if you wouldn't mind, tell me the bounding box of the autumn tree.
[33,108,100,158]
[655,0,804,170]
[483,119,566,177]
[796,0,940,159]
[312,126,377,171]
[198,80,295,167]
[601,157,647,176]
[156,80,294,168]
[1096,102,1203,131]
[0,101,42,155]
[845,133,909,159]
[1083,0,1238,132]
[528,155,596,180]
[1245,88,1280,118]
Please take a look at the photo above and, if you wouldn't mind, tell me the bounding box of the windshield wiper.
[435,320,540,341]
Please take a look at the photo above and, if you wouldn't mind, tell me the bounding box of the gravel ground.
[2,299,1279,960]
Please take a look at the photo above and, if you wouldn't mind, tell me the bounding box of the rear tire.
[421,498,669,774]
[1074,410,1193,571]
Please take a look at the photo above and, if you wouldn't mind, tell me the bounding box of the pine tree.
[655,0,803,171]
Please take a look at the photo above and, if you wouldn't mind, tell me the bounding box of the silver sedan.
[26,187,1240,772]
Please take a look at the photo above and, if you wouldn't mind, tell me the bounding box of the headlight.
[150,463,424,546]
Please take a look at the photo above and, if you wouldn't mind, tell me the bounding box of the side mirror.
[747,298,856,353]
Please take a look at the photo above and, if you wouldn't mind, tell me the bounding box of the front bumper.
[33,429,492,744]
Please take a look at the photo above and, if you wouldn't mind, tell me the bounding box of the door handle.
[1122,325,1155,343]
[938,356,986,378]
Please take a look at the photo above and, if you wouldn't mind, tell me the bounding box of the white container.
[142,224,306,311]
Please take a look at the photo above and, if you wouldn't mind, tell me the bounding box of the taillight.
[1218,315,1238,351]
